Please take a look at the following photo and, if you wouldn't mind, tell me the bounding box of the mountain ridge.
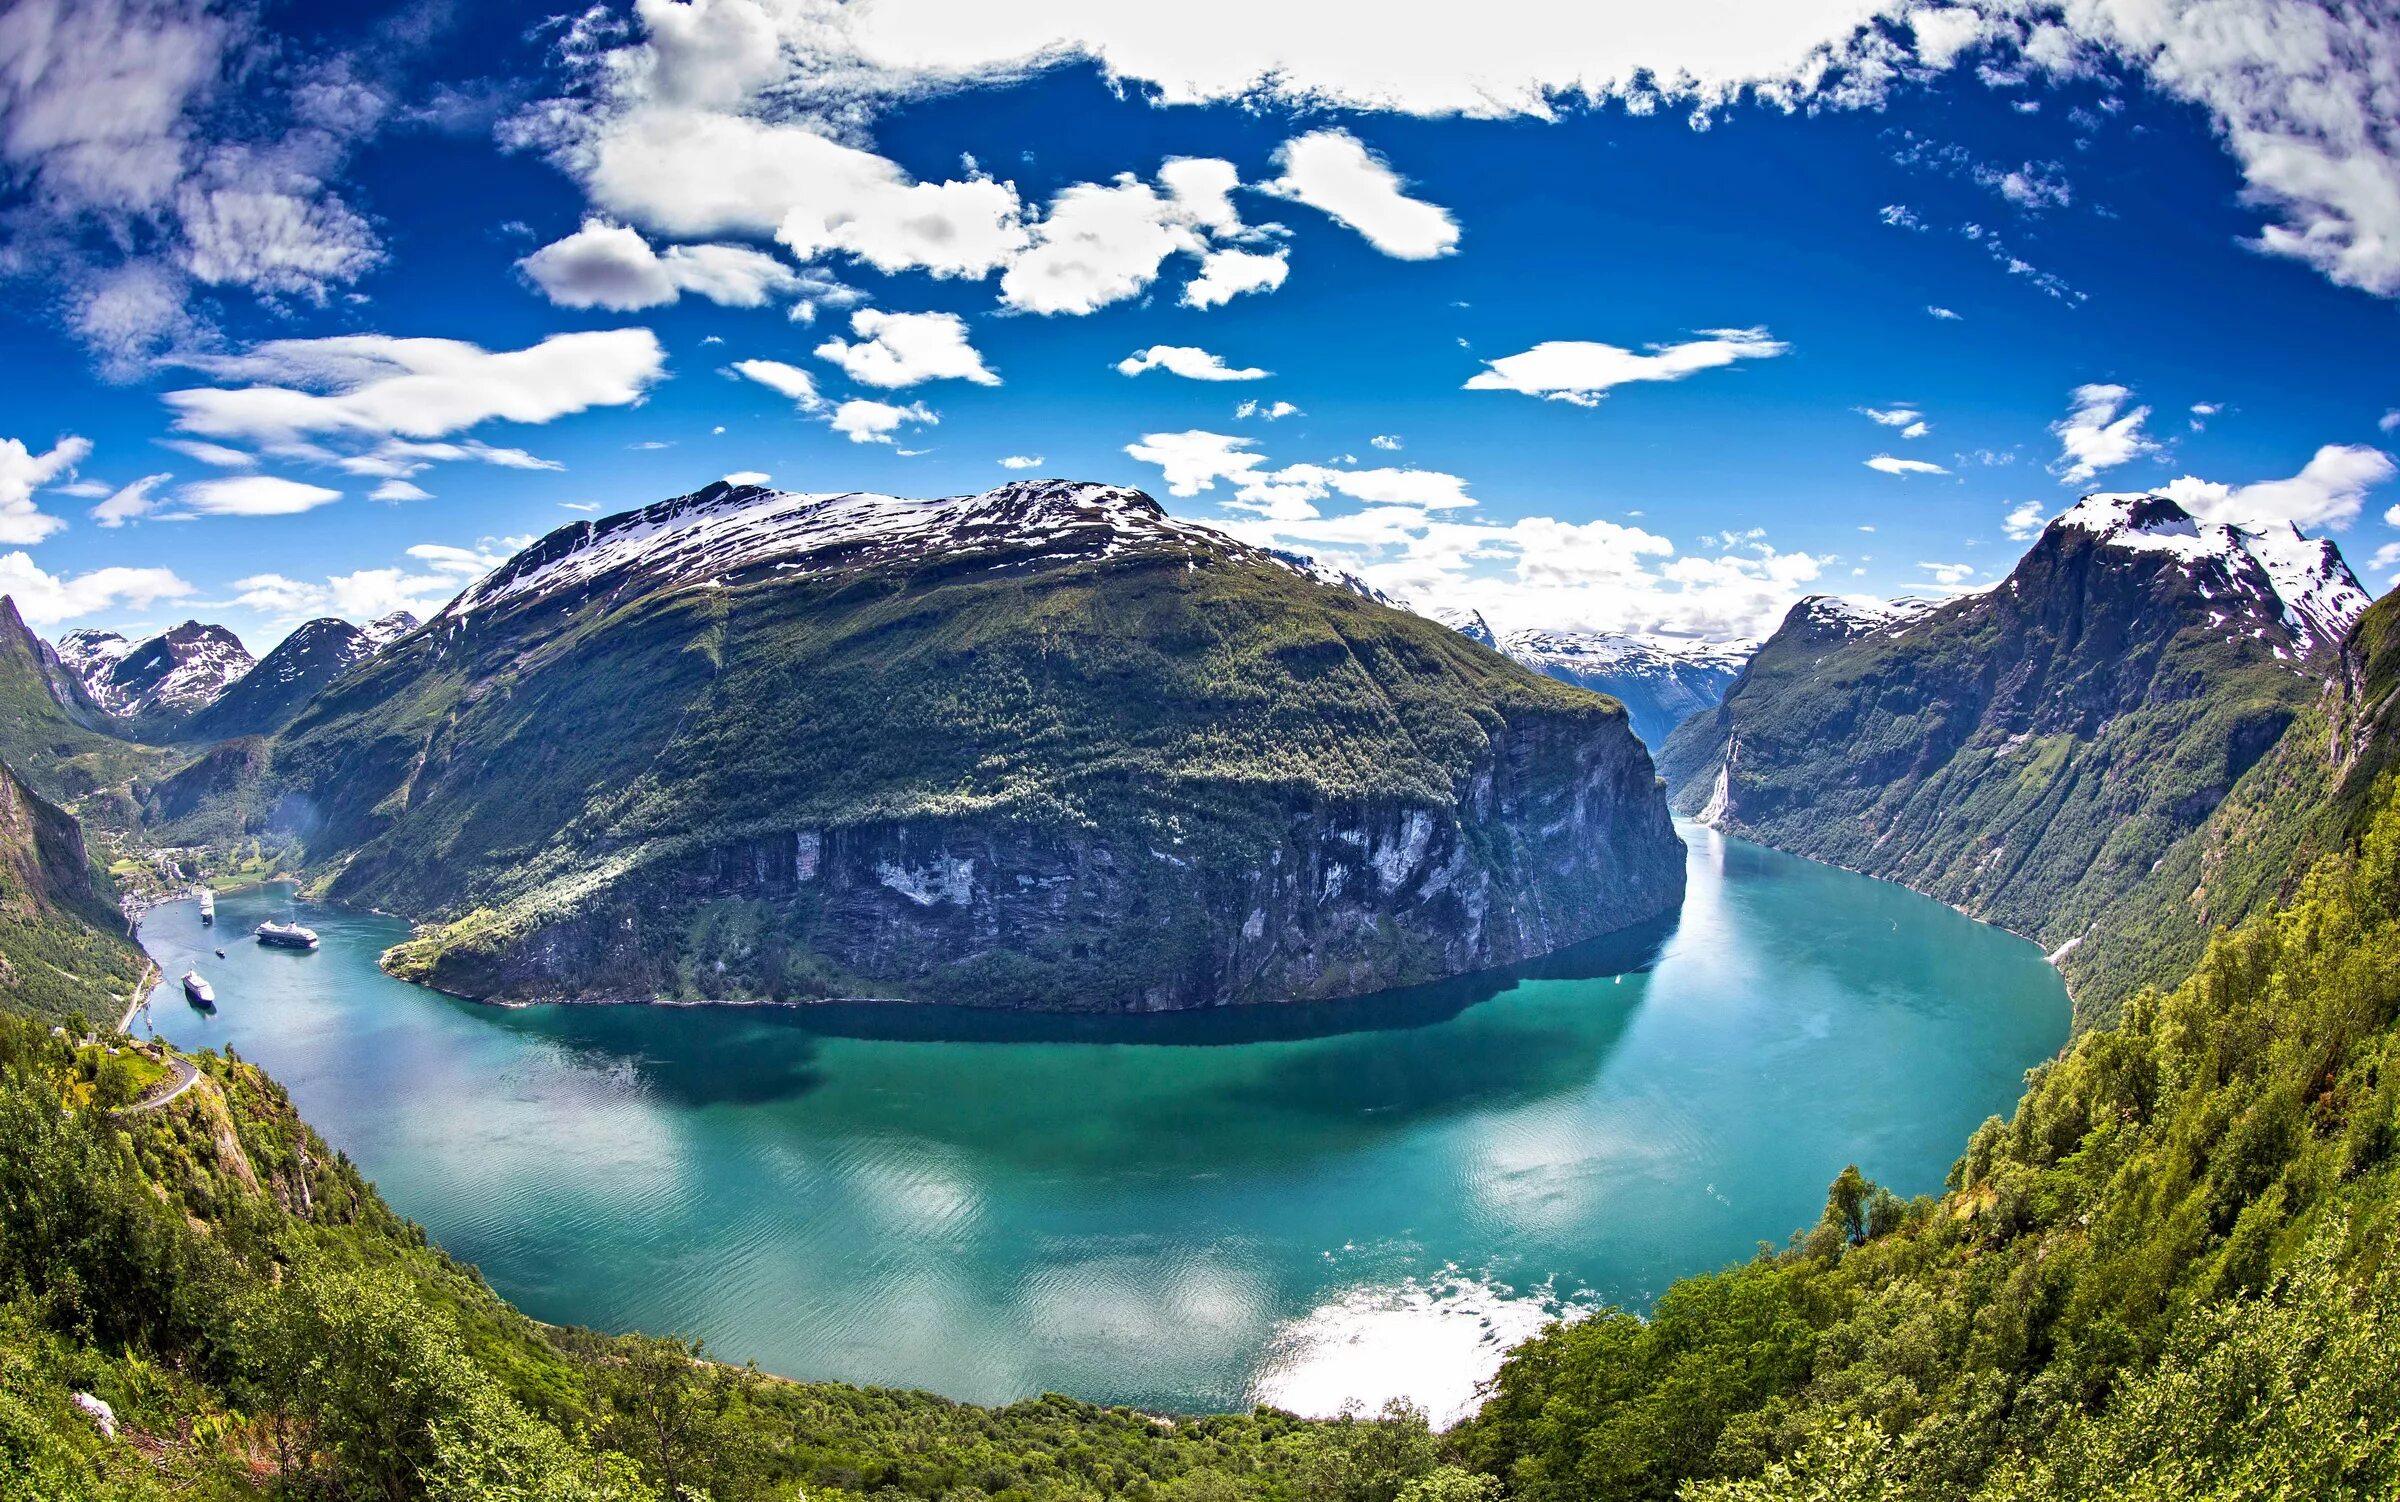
[1658,492,2371,1025]
[199,477,1686,1011]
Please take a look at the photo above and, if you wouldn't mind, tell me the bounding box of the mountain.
[57,619,254,727]
[1657,493,2371,1023]
[1498,627,1754,747]
[0,598,173,805]
[0,755,147,1023]
[236,478,1683,1009]
[1432,605,1500,649]
[181,612,419,742]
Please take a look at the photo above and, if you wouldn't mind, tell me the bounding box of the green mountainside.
[0,599,174,811]
[0,756,147,1025]
[8,577,2400,1500]
[1658,495,2370,1026]
[209,479,1685,1010]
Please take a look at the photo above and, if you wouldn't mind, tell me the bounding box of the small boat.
[255,920,320,951]
[214,948,226,958]
[196,888,215,924]
[182,971,216,1007]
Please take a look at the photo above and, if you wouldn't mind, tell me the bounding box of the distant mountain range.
[1659,492,2372,1023]
[133,478,1686,1011]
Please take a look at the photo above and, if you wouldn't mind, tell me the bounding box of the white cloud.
[2050,382,2160,486]
[228,538,513,623]
[814,308,998,388]
[829,398,936,445]
[722,470,771,485]
[1122,429,1268,497]
[1901,420,1931,439]
[1858,405,1922,427]
[1112,424,1822,638]
[2002,499,2047,540]
[330,440,564,481]
[1866,455,1950,476]
[1236,399,1301,420]
[998,164,1247,316]
[1261,130,1457,260]
[1465,327,1786,407]
[2380,409,2399,434]
[1879,203,1927,230]
[0,0,391,369]
[178,475,342,516]
[1184,247,1289,308]
[1919,560,1977,586]
[1370,434,1402,450]
[797,1,1903,122]
[998,454,1043,469]
[369,479,431,502]
[1118,345,1269,382]
[157,438,252,467]
[1927,305,1962,320]
[91,472,173,528]
[0,552,193,626]
[519,219,808,310]
[731,358,826,410]
[2160,444,2396,530]
[560,90,1031,278]
[530,0,2400,307]
[0,435,92,544]
[164,330,669,446]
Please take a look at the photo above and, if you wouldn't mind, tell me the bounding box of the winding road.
[121,1053,200,1114]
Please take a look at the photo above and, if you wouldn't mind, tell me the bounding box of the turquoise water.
[138,825,2065,1421]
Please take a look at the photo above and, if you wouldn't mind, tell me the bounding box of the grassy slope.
[0,758,148,1026]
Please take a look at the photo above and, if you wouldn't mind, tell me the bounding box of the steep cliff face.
[235,478,1683,1010]
[1657,495,2369,984]
[387,707,1680,1009]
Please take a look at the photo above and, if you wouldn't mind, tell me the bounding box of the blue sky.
[1,0,2394,651]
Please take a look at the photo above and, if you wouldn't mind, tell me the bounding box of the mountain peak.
[2047,492,2369,655]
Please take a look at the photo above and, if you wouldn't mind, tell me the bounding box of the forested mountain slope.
[0,599,173,808]
[214,478,1683,1011]
[1658,496,2368,1022]
[0,757,146,1025]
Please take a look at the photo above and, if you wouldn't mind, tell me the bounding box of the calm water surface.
[139,824,2065,1421]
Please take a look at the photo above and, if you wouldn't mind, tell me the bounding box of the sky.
[0,0,2395,654]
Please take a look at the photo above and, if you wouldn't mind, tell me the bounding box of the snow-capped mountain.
[1430,606,1499,649]
[452,479,1329,619]
[1495,627,1756,746]
[363,611,421,649]
[1655,492,2373,969]
[56,621,254,722]
[180,612,424,742]
[2057,493,2370,656]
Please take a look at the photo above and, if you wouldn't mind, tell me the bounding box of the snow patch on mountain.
[450,479,1339,618]
[2056,493,2369,654]
[56,622,252,719]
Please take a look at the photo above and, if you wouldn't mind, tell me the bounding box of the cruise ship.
[255,921,320,951]
[197,887,215,923]
[182,971,216,1007]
